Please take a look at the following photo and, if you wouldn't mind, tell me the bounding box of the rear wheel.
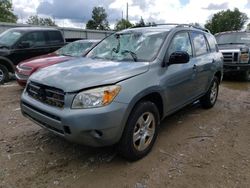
[0,64,9,84]
[118,101,159,161]
[200,77,219,109]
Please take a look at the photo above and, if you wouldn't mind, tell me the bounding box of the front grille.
[27,82,65,108]
[222,52,239,63]
[15,72,29,80]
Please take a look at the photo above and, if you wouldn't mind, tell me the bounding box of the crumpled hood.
[218,44,250,51]
[30,57,149,92]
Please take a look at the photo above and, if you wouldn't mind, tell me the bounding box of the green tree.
[135,17,145,27]
[26,15,57,26]
[146,22,156,26]
[115,19,133,30]
[205,8,248,34]
[0,0,18,23]
[86,7,110,30]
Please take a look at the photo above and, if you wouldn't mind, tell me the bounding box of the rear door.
[190,32,214,95]
[163,31,197,111]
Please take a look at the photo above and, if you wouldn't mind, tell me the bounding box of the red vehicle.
[15,39,99,86]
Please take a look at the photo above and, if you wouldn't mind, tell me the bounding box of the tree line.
[1,0,250,33]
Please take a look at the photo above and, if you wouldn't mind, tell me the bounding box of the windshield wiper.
[121,50,137,62]
[218,42,245,45]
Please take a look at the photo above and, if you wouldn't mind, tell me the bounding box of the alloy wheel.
[133,112,156,152]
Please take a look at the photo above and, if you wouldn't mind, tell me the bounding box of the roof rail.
[131,23,210,33]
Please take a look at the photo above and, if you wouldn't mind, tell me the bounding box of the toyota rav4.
[21,24,223,161]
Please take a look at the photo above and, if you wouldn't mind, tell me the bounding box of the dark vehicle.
[15,39,99,86]
[0,27,65,84]
[215,31,250,81]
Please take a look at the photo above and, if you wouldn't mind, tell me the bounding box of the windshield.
[87,31,168,62]
[56,41,96,56]
[216,32,250,45]
[0,30,23,47]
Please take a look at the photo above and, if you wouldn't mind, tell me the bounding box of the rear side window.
[191,32,209,56]
[47,31,64,44]
[20,31,46,47]
[205,34,218,52]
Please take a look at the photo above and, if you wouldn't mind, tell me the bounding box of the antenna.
[126,2,128,21]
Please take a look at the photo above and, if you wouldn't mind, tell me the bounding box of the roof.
[9,27,59,32]
[215,30,250,36]
[119,23,210,34]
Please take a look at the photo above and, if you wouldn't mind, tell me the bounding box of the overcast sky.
[12,0,250,28]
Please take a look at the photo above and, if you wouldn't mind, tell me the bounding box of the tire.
[118,101,160,161]
[200,77,219,109]
[0,64,9,84]
[242,70,250,81]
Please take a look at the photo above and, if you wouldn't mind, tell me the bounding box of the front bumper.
[223,63,250,73]
[21,91,128,147]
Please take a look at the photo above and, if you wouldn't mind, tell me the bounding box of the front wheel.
[200,77,219,109]
[118,101,160,161]
[243,70,250,81]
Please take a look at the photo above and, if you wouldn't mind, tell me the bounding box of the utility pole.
[126,2,128,21]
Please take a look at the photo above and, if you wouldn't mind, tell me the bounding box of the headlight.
[72,85,121,109]
[17,65,32,71]
[240,53,249,63]
[240,47,249,63]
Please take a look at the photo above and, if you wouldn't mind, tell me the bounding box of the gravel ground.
[0,80,249,188]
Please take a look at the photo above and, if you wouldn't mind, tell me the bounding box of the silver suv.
[21,24,223,161]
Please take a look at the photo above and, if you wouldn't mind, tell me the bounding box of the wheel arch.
[0,57,15,73]
[118,87,165,141]
[214,71,222,84]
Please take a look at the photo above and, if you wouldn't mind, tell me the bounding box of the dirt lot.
[0,80,249,188]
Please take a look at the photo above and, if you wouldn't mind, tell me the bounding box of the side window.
[205,33,218,52]
[20,32,46,47]
[191,32,209,56]
[168,32,192,56]
[47,31,64,44]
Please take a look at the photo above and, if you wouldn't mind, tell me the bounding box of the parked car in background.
[15,39,99,86]
[0,27,65,84]
[21,24,223,161]
[215,31,250,81]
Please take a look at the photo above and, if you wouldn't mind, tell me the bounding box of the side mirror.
[168,51,190,65]
[18,42,30,49]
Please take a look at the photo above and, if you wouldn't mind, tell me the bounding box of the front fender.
[115,86,165,141]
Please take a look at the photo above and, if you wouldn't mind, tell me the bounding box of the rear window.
[205,34,218,52]
[47,31,64,44]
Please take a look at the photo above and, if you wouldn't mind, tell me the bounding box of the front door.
[161,31,197,112]
[10,31,49,65]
